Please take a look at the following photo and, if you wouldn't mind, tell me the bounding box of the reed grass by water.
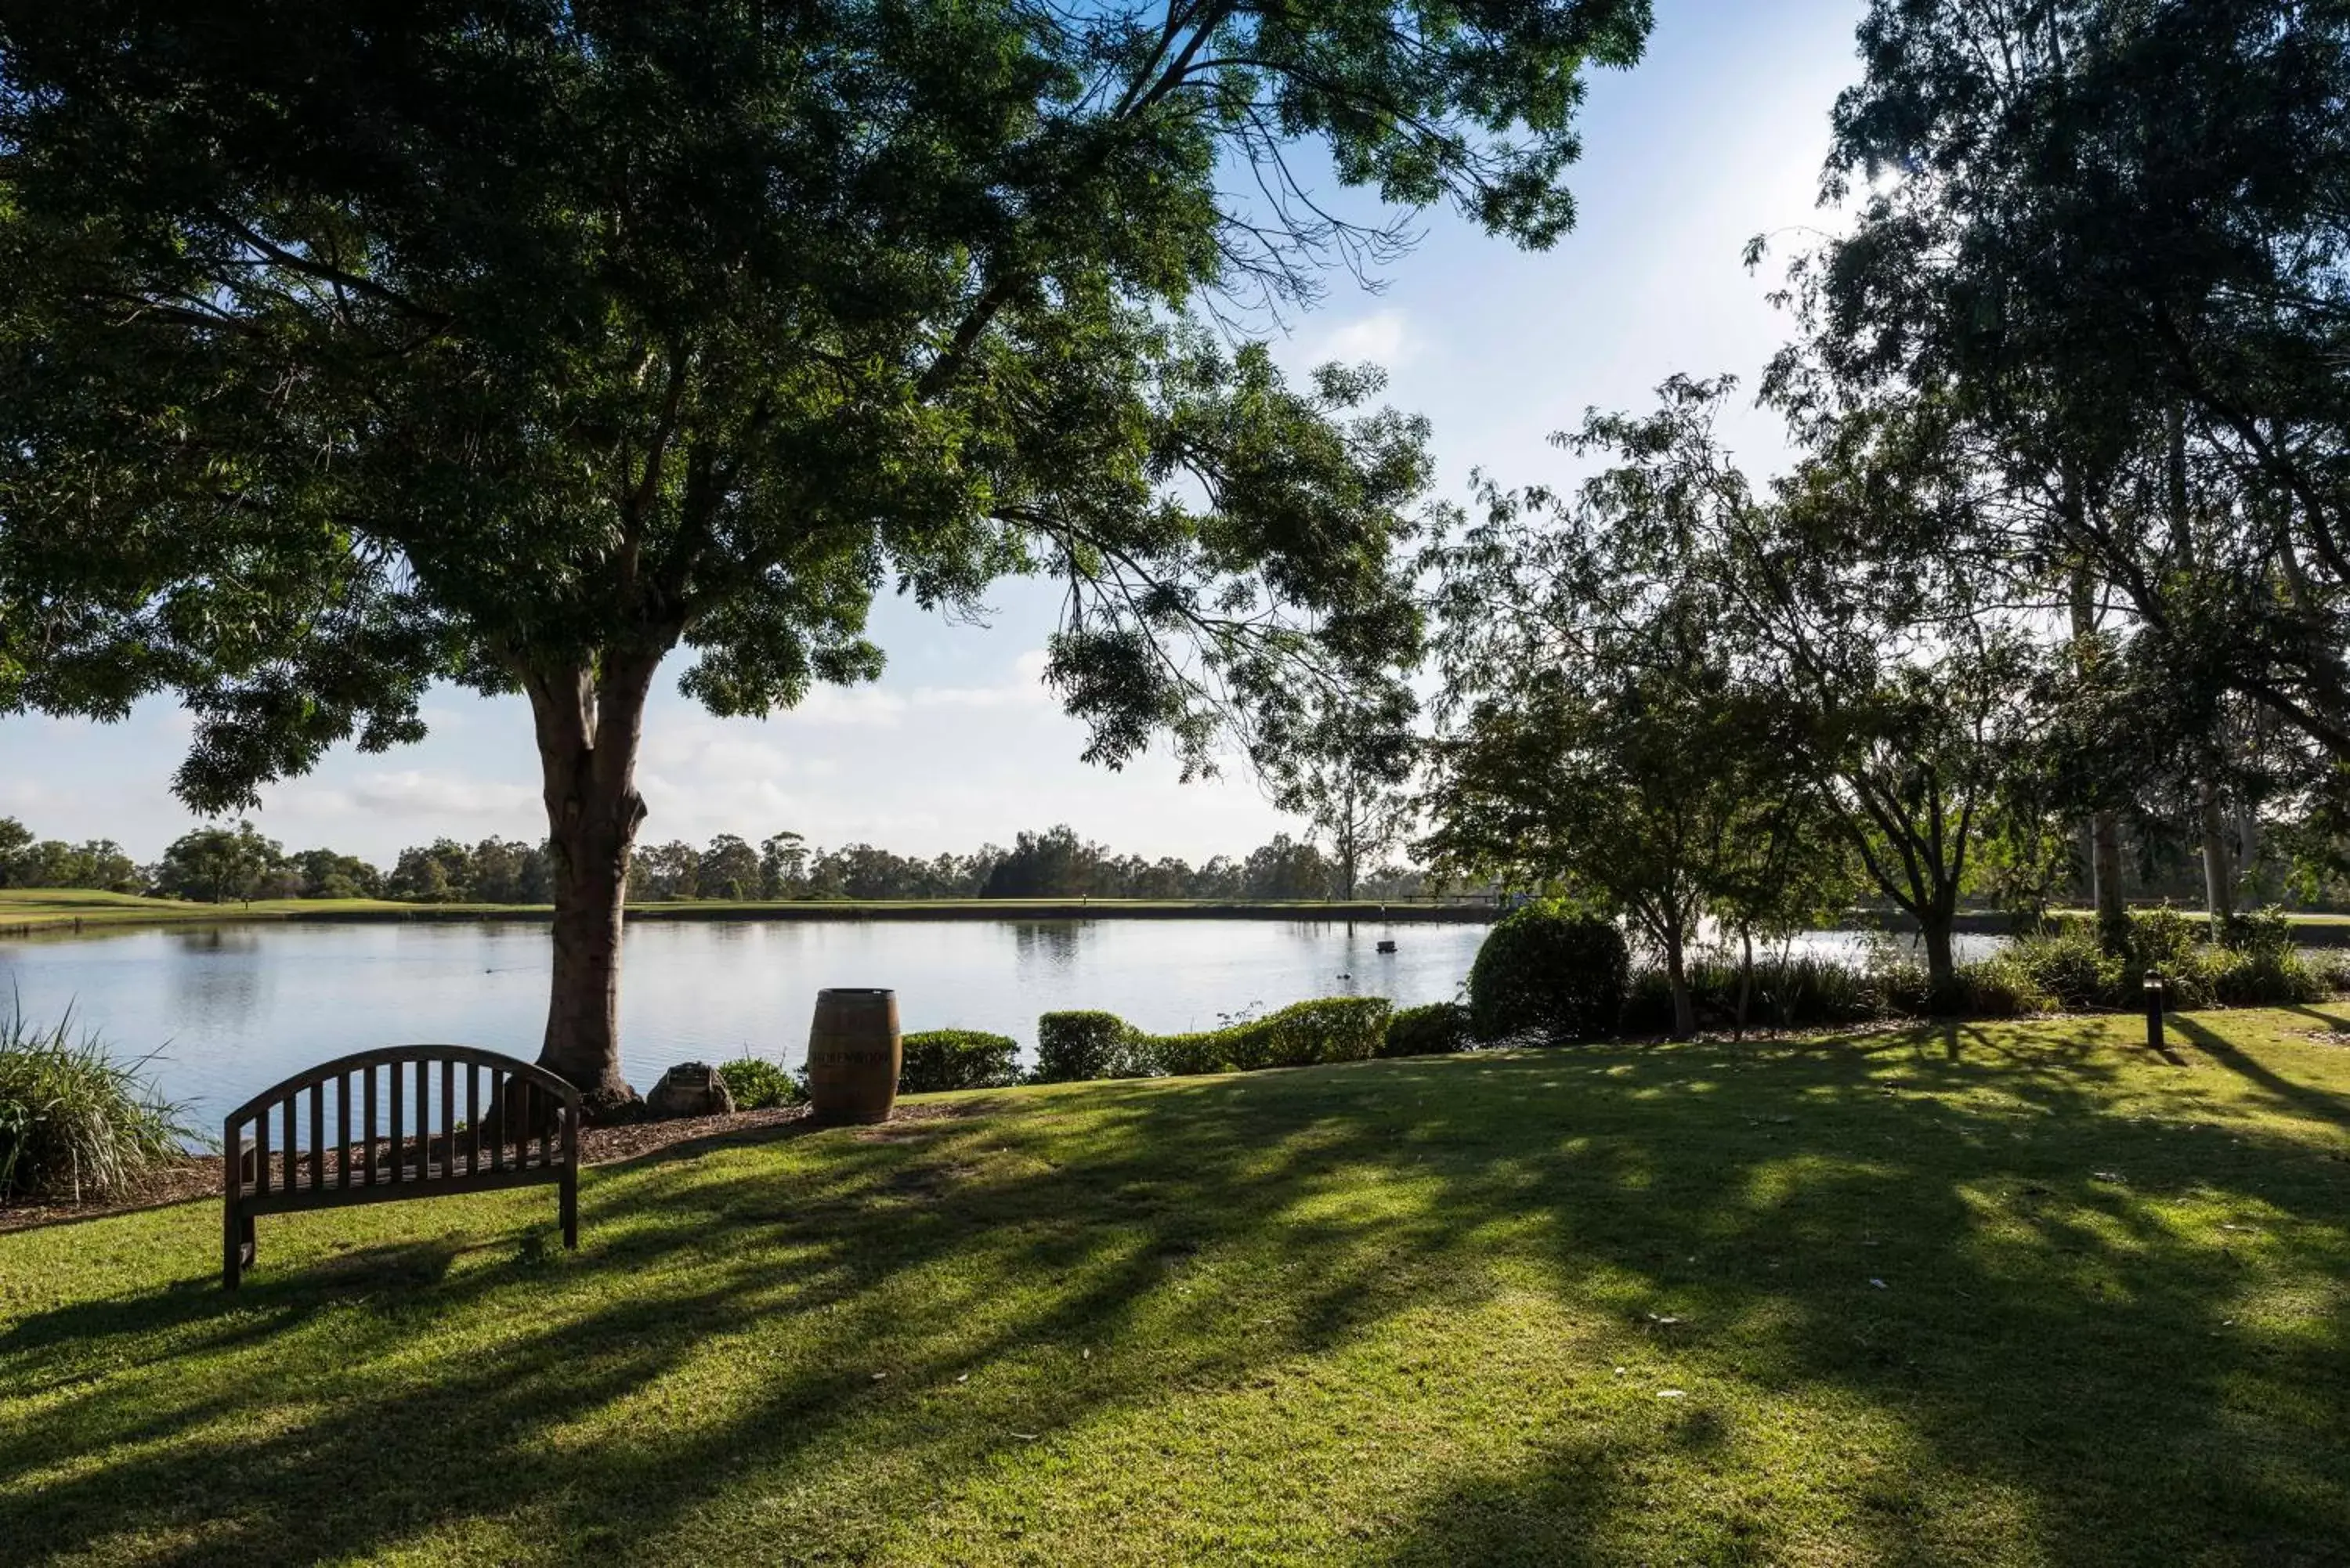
[0,1004,200,1205]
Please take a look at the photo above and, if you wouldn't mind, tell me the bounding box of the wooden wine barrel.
[805,988,901,1124]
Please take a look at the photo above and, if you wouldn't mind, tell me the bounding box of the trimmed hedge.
[900,1029,1022,1093]
[1468,901,1630,1042]
[1382,1001,1473,1057]
[1034,1011,1155,1083]
[1035,998,1393,1082]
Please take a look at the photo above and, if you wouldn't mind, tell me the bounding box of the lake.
[0,917,2020,1132]
[0,918,1499,1129]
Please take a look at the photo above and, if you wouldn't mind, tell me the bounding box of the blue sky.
[0,0,1867,865]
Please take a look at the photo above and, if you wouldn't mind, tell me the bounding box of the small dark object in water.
[1376,939,1397,954]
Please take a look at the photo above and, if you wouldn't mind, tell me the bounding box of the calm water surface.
[0,919,1493,1127]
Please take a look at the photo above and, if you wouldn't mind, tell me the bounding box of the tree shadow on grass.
[2170,1009,2350,1128]
[0,1027,2346,1564]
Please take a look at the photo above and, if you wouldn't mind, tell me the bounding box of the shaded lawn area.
[3,1012,2348,1566]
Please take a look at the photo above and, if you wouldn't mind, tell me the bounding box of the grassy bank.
[0,888,479,934]
[5,1010,2348,1564]
[0,888,1493,937]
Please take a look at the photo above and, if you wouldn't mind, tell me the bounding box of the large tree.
[1272,686,1419,902]
[1796,0,2350,765]
[0,0,1653,1113]
[1425,384,1828,1038]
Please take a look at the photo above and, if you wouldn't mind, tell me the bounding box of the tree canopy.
[0,0,1655,1106]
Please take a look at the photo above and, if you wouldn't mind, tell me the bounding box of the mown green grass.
[4,1011,2349,1565]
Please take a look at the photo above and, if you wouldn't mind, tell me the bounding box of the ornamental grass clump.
[716,1054,807,1111]
[0,1006,197,1205]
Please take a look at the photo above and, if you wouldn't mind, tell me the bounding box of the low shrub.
[0,1008,197,1204]
[1382,1001,1473,1057]
[2205,944,2327,1006]
[1618,949,1902,1035]
[1037,998,1393,1082]
[1467,901,1629,1042]
[2124,905,2207,981]
[900,1029,1022,1093]
[1149,997,1393,1075]
[718,1054,807,1110]
[2006,927,2124,1010]
[1976,905,2329,1011]
[1950,954,2054,1017]
[1034,1011,1154,1082]
[2226,905,2300,958]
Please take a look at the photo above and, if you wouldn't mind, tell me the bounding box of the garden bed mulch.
[0,1104,819,1234]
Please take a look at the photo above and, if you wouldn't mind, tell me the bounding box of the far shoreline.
[0,892,1504,939]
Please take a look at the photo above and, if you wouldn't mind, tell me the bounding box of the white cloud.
[342,771,539,818]
[1304,309,1416,370]
[778,656,1053,724]
[787,685,911,728]
[0,779,60,811]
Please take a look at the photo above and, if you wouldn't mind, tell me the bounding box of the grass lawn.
[4,1010,2348,1566]
[0,889,450,933]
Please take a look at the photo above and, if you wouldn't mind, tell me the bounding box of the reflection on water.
[1011,920,1083,971]
[0,918,1493,1131]
[0,916,2055,1138]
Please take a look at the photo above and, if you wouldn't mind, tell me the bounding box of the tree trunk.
[2069,558,2127,949]
[2199,779,2234,935]
[1922,918,1958,1013]
[2236,807,2261,901]
[1665,926,1694,1041]
[1734,927,1753,1041]
[528,652,660,1122]
[2092,808,2126,949]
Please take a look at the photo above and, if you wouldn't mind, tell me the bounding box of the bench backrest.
[223,1045,580,1206]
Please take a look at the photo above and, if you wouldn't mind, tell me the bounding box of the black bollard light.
[2143,973,2167,1050]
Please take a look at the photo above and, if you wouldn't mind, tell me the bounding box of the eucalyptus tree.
[1425,381,1824,1038]
[1799,0,2350,769]
[1272,687,1419,903]
[0,0,1654,1113]
[1442,376,2032,1008]
[1746,397,2044,1002]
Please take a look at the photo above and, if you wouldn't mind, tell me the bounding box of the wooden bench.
[222,1045,580,1289]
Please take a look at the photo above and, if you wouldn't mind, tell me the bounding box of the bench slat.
[240,1158,565,1217]
[363,1064,378,1188]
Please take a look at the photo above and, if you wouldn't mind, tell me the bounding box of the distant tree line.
[0,815,1441,905]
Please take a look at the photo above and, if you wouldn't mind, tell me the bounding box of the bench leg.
[561,1169,578,1252]
[223,1204,251,1290]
